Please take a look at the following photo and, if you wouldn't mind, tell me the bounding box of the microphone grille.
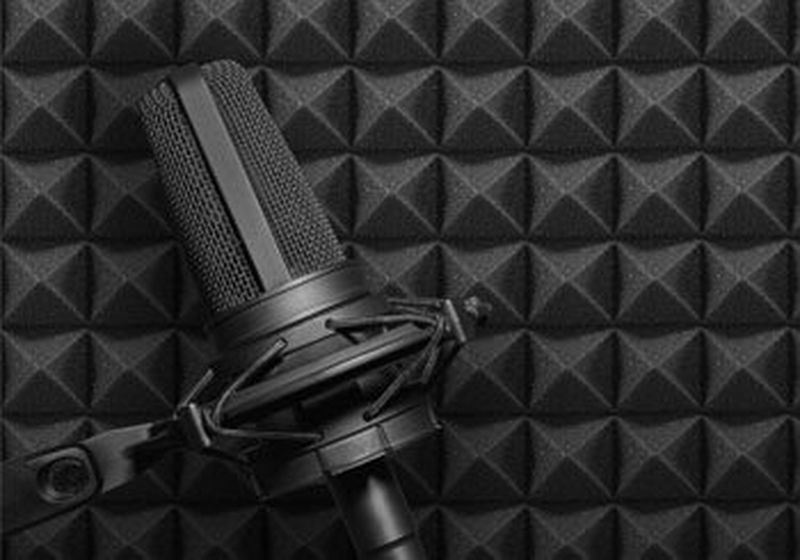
[139,82,261,313]
[201,61,344,279]
[139,61,345,315]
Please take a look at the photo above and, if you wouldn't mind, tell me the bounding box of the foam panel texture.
[4,0,800,558]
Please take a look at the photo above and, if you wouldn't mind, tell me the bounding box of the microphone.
[137,60,477,559]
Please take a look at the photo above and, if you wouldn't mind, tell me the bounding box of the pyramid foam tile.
[179,506,266,558]
[266,506,354,559]
[705,329,792,412]
[705,418,791,500]
[529,419,615,501]
[3,331,89,415]
[90,157,171,240]
[617,329,704,413]
[618,506,702,558]
[442,68,527,150]
[353,69,440,151]
[529,243,615,326]
[3,155,89,240]
[442,155,527,239]
[529,0,613,62]
[4,0,88,62]
[441,506,527,559]
[442,418,527,502]
[3,242,89,327]
[618,0,702,61]
[354,0,438,62]
[529,68,616,150]
[353,155,440,239]
[178,0,262,62]
[442,0,526,62]
[4,509,90,560]
[705,155,792,237]
[3,68,89,152]
[705,505,792,558]
[617,67,703,149]
[705,66,791,149]
[91,505,178,559]
[265,68,353,151]
[617,418,703,500]
[441,330,528,415]
[617,155,703,238]
[706,0,789,61]
[530,156,615,239]
[354,242,441,298]
[90,331,177,415]
[91,0,175,63]
[705,242,791,324]
[267,0,351,62]
[530,330,615,414]
[91,243,178,325]
[530,506,616,558]
[617,242,703,323]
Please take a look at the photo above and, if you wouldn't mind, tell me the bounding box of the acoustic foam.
[3,0,800,557]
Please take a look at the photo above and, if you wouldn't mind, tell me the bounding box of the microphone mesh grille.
[139,82,261,313]
[200,61,344,279]
[139,61,344,315]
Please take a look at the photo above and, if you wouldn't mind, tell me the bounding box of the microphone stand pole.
[326,457,426,559]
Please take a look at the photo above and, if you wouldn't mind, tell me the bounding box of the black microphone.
[138,61,475,559]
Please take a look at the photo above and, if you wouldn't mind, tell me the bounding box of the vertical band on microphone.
[169,64,291,291]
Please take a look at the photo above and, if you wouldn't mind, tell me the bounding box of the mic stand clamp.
[2,364,312,535]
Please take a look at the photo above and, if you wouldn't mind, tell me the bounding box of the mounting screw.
[39,456,91,503]
[462,296,492,324]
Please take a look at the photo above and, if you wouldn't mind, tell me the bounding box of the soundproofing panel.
[3,0,800,557]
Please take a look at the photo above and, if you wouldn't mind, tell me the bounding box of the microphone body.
[138,61,449,559]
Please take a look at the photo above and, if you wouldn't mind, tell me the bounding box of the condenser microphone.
[138,61,476,559]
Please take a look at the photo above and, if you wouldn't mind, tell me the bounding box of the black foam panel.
[3,0,800,558]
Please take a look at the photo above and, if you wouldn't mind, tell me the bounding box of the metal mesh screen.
[138,61,344,315]
[138,81,261,314]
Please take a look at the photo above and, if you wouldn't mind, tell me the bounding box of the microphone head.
[138,61,344,315]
